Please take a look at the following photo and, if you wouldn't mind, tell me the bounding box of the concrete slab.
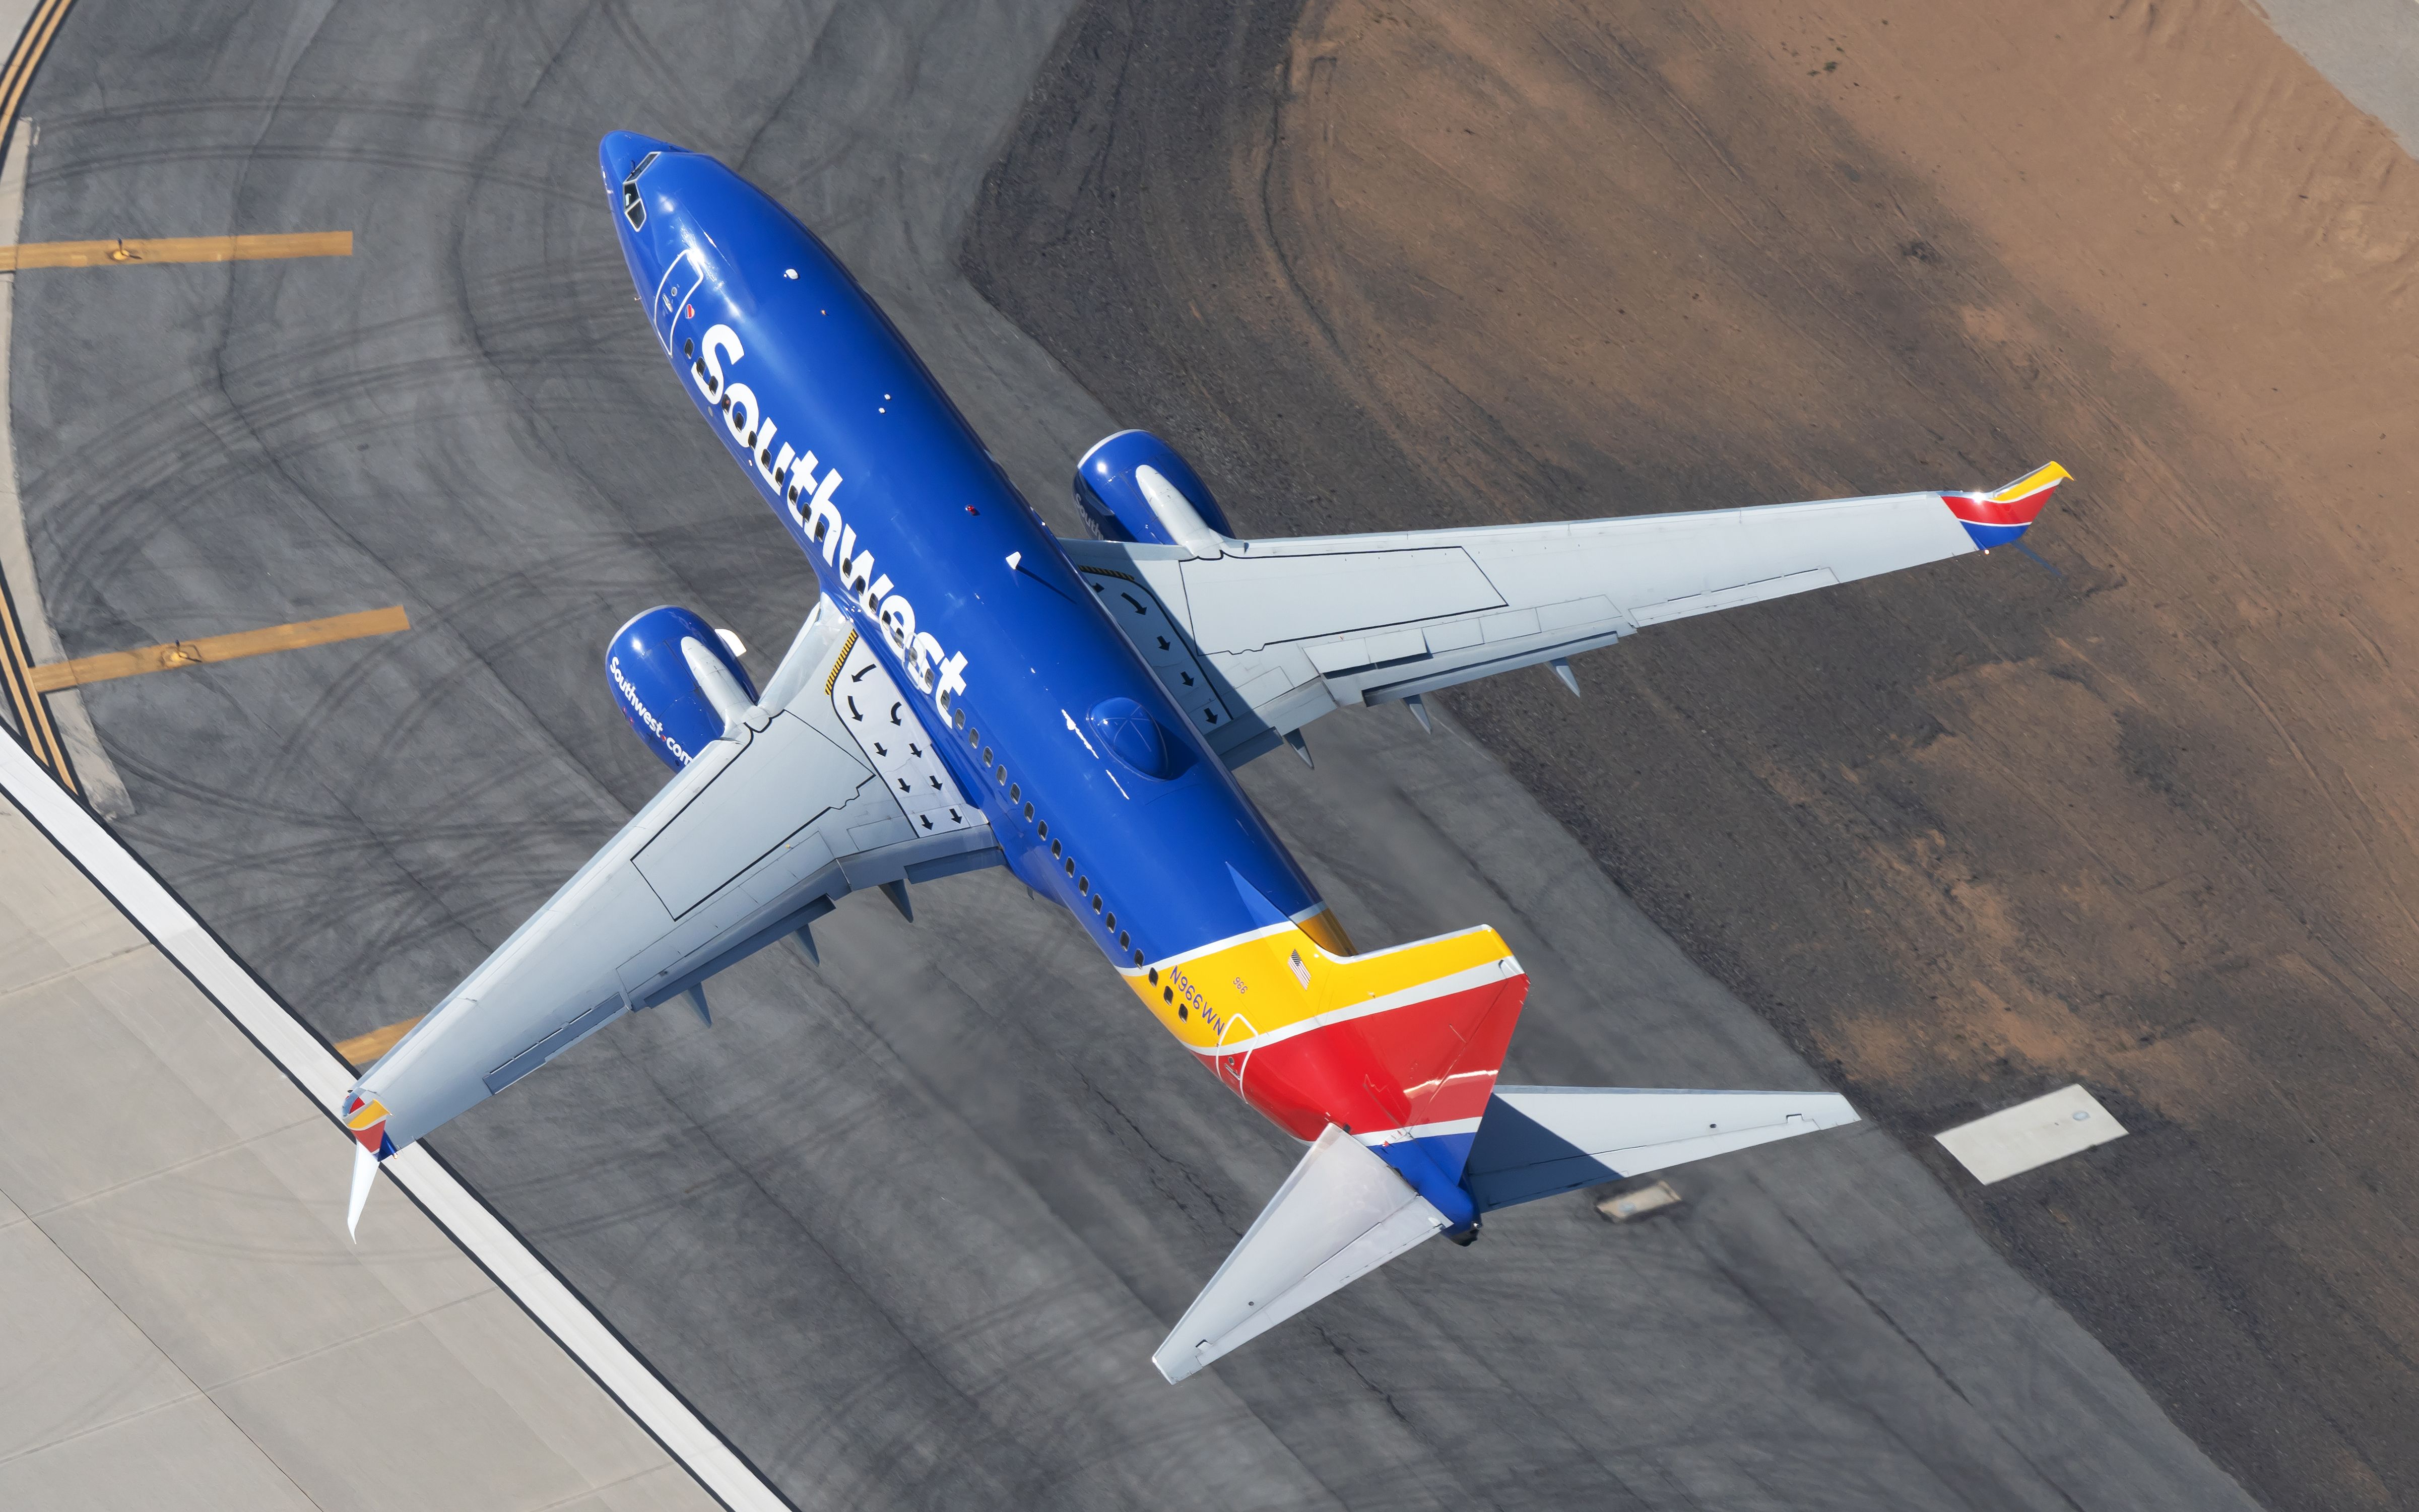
[0,1218,195,1462]
[2257,0,2419,153]
[211,1312,634,1512]
[0,1392,317,1512]
[0,807,143,992]
[41,1142,437,1389]
[0,948,295,1208]
[0,781,721,1510]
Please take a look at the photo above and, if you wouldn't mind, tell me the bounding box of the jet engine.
[1072,429,1237,553]
[605,605,757,770]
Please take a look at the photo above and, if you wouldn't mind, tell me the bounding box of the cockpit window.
[621,151,660,231]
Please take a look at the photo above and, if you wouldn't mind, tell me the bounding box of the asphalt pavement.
[5,1,2256,1507]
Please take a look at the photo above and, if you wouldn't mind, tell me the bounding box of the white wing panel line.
[0,735,790,1512]
[1179,546,1505,653]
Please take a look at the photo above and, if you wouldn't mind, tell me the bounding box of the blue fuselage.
[601,133,1320,970]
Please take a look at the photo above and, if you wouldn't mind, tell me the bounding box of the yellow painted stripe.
[0,571,72,790]
[0,0,76,140]
[1988,461,2071,503]
[1132,919,1514,1051]
[25,605,410,692]
[0,230,352,271]
[822,628,858,696]
[0,0,84,790]
[336,1018,421,1070]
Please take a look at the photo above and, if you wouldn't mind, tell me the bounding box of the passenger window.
[1050,839,1062,858]
[1036,820,1048,838]
[1021,802,1033,821]
[1104,913,1116,932]
[982,746,993,764]
[1148,967,1158,984]
[1009,783,1020,802]
[1092,895,1103,914]
[953,708,966,730]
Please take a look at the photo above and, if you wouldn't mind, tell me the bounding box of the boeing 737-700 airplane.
[339,131,2069,1382]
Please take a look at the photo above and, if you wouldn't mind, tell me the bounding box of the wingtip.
[1150,1344,1202,1385]
[1946,461,2070,549]
[1988,461,2071,504]
[346,1141,379,1242]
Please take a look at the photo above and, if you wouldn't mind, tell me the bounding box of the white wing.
[345,603,997,1151]
[1062,464,2067,765]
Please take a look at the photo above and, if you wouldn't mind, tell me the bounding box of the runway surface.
[6,1,2255,1507]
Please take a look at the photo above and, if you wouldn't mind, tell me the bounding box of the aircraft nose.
[599,129,681,192]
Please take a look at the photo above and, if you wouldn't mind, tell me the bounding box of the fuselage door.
[651,247,706,353]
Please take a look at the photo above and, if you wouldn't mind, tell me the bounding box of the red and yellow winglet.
[343,1094,392,1157]
[1943,462,2070,549]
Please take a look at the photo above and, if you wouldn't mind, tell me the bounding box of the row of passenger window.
[950,701,1201,1017]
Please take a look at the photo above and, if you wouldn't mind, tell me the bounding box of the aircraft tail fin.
[1462,1086,1860,1213]
[1153,1124,1448,1384]
[1207,870,1529,1200]
[1943,461,2069,549]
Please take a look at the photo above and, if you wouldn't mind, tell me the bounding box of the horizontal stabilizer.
[1464,1086,1859,1213]
[1154,1125,1448,1383]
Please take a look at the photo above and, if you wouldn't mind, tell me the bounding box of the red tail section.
[1133,922,1527,1165]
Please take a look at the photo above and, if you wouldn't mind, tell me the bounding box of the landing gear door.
[652,248,705,353]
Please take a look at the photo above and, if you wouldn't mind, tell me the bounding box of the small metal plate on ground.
[1935,1084,2126,1185]
[1595,1179,1682,1222]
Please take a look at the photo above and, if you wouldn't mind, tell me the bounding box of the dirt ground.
[962,2,2419,1507]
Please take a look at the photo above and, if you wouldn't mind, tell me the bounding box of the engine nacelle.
[1073,429,1237,553]
[605,605,758,770]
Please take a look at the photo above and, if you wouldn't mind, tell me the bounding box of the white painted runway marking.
[1936,1084,2127,1186]
[0,732,791,1512]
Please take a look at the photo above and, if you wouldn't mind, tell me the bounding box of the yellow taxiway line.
[336,1015,423,1069]
[0,3,361,783]
[26,606,411,693]
[0,0,80,784]
[0,0,75,143]
[0,230,353,270]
